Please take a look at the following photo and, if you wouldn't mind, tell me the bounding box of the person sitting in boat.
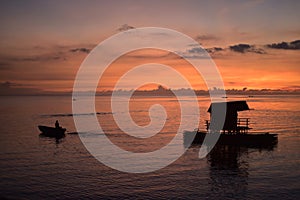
[55,120,60,129]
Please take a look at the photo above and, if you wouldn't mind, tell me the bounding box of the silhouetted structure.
[184,101,278,147]
[207,101,250,134]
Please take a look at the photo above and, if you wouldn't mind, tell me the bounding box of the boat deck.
[183,131,278,149]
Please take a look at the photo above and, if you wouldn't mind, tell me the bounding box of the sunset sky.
[0,0,299,94]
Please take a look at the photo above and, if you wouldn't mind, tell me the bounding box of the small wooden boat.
[38,125,66,138]
[184,101,278,148]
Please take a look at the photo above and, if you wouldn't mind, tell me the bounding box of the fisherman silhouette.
[55,120,60,128]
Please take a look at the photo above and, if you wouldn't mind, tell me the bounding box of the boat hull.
[184,131,278,148]
[38,125,66,138]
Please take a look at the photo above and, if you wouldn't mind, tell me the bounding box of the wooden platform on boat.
[184,131,278,148]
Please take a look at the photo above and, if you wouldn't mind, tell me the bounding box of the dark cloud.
[195,34,219,41]
[205,47,223,53]
[117,24,135,32]
[266,40,300,50]
[229,44,251,53]
[229,44,265,54]
[70,48,91,54]
[291,40,300,45]
[187,47,206,54]
[177,47,210,59]
[250,48,265,54]
[185,43,267,57]
[178,46,225,59]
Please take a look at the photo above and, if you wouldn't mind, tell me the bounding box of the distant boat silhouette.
[184,101,278,147]
[38,125,66,138]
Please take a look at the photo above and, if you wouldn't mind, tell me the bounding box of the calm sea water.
[0,95,299,199]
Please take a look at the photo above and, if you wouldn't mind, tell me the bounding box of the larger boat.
[184,101,278,148]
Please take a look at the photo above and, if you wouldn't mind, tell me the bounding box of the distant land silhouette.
[96,85,300,96]
[1,81,300,96]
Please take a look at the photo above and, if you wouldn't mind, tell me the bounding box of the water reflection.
[207,144,277,199]
[183,137,277,199]
[39,133,65,144]
[207,145,249,199]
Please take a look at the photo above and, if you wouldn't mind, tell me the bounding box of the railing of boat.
[237,118,251,133]
[205,118,251,134]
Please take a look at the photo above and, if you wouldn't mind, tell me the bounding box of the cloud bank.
[266,40,300,50]
[229,44,265,54]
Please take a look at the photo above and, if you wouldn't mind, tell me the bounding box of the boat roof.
[207,100,250,113]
